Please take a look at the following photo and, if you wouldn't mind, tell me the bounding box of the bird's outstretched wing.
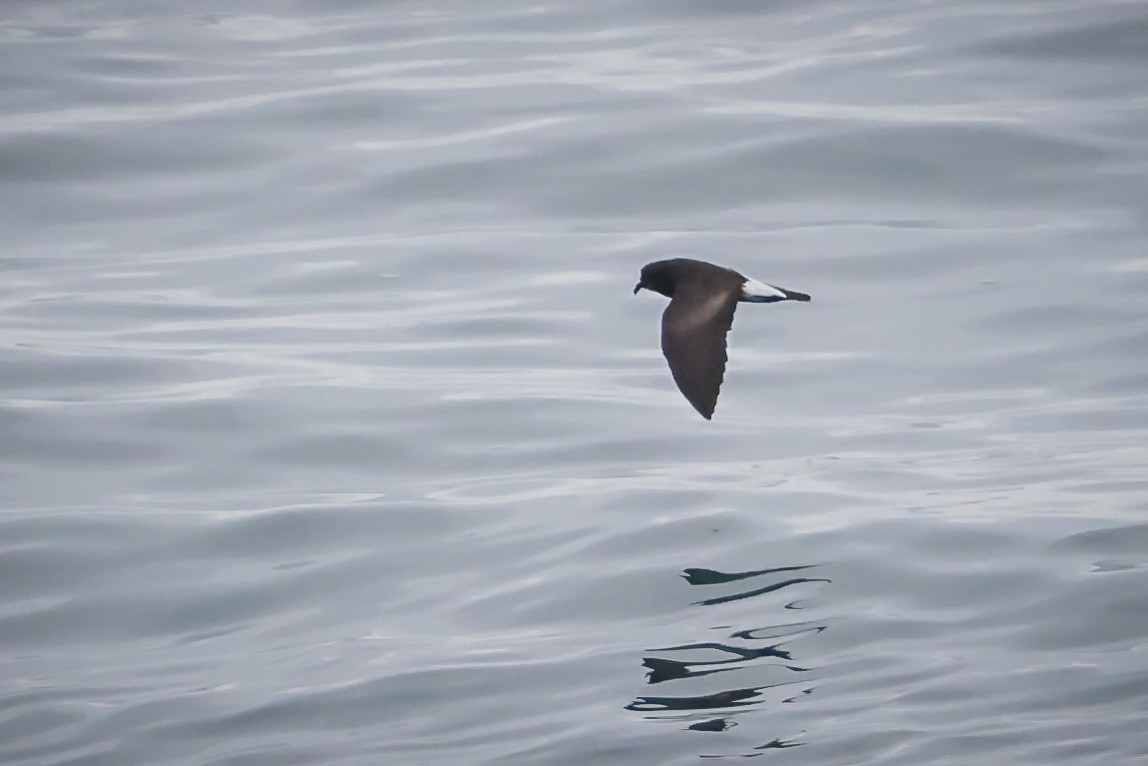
[660,287,739,419]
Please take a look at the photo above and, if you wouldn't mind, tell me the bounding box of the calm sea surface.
[2,2,1148,764]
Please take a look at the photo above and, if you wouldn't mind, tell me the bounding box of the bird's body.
[633,258,810,419]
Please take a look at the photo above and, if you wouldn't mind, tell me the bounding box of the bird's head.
[633,261,675,298]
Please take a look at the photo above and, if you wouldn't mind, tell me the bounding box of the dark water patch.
[1054,523,1148,557]
[626,563,828,757]
[0,130,277,183]
[682,564,816,585]
[978,15,1148,63]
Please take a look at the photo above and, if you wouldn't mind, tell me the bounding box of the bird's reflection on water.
[626,564,829,757]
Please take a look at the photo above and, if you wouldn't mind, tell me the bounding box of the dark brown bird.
[634,258,810,420]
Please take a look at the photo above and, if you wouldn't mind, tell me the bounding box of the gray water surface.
[2,2,1148,764]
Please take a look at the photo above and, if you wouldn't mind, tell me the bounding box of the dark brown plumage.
[634,258,810,419]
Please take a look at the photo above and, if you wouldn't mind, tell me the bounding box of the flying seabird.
[634,258,810,420]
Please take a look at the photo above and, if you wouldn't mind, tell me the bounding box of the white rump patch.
[740,277,788,301]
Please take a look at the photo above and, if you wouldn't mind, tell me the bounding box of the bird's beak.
[633,282,643,295]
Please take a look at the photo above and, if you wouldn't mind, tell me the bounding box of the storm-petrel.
[634,258,810,420]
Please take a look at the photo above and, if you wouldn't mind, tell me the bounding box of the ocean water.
[2,1,1147,764]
